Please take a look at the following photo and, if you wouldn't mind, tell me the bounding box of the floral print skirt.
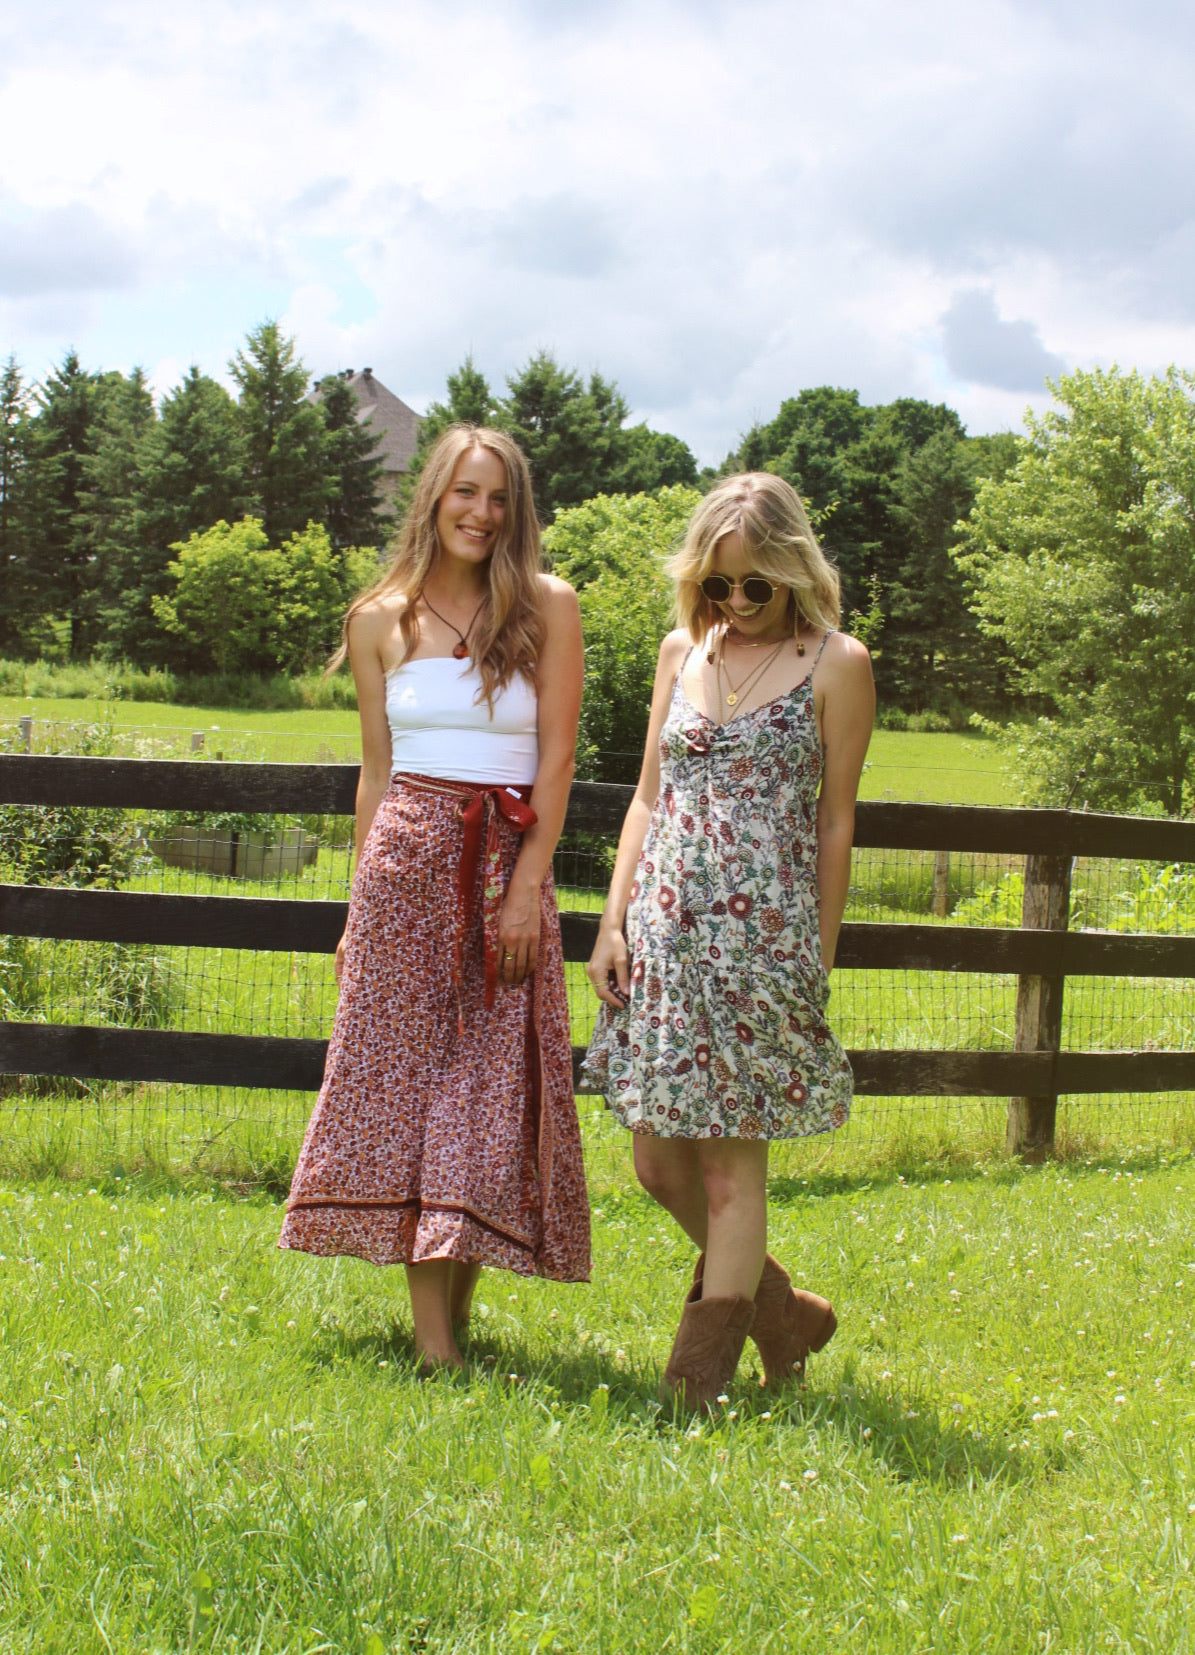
[279,778,591,1280]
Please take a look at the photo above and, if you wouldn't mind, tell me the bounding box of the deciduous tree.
[957,366,1195,815]
[544,486,701,779]
[152,517,375,676]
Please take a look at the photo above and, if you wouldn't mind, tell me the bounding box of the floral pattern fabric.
[584,650,853,1139]
[279,778,591,1280]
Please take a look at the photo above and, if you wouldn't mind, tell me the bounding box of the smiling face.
[434,445,509,568]
[709,530,792,641]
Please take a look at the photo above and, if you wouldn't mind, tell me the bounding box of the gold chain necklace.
[717,635,787,708]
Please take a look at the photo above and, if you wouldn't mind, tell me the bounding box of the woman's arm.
[814,633,875,971]
[587,630,690,1008]
[334,605,395,981]
[498,576,585,987]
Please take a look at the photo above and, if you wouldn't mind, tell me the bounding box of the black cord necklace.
[422,593,486,660]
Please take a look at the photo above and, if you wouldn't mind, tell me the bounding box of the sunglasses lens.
[701,576,732,602]
[742,578,775,605]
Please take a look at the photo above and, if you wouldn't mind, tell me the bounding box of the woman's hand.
[497,887,541,989]
[587,921,630,1009]
[334,931,348,983]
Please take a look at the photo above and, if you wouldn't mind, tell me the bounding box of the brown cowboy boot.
[691,1252,837,1389]
[660,1282,756,1415]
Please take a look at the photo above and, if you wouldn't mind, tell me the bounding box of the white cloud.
[1,0,1192,459]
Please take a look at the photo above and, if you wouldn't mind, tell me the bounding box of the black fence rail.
[3,754,1195,1158]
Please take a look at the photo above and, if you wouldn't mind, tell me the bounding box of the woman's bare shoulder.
[536,571,581,612]
[820,628,872,675]
[348,590,407,664]
[658,628,692,668]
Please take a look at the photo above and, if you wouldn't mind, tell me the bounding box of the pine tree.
[94,367,254,663]
[316,373,389,551]
[25,352,106,656]
[230,322,330,542]
[403,350,695,523]
[398,355,496,516]
[78,368,157,656]
[0,357,38,655]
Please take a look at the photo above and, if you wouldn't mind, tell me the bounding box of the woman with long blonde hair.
[281,425,590,1369]
[585,472,874,1411]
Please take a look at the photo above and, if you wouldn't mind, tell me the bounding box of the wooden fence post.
[18,716,33,753]
[1006,852,1073,1160]
[932,850,950,917]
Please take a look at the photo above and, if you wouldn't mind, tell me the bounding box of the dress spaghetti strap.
[808,628,835,680]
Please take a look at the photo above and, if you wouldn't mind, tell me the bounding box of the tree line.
[11,322,1187,815]
[547,366,1195,816]
[0,323,390,671]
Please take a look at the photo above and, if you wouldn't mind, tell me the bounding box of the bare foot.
[415,1345,467,1377]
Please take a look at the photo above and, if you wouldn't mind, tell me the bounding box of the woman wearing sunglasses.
[584,471,874,1411]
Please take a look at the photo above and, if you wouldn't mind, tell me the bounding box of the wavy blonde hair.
[331,425,544,706]
[668,472,841,644]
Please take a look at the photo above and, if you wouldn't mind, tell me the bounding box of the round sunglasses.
[700,573,779,606]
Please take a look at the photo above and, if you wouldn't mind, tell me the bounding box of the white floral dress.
[584,634,853,1139]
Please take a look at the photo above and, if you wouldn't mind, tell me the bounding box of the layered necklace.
[715,630,788,709]
[421,592,486,660]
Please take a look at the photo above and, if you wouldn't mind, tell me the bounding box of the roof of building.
[312,368,422,475]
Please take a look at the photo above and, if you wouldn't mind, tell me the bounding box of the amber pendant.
[452,641,469,660]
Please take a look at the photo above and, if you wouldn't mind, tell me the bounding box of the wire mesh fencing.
[2,723,1194,1180]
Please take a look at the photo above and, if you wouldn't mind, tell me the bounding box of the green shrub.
[152,518,375,676]
[0,720,149,888]
[545,486,700,781]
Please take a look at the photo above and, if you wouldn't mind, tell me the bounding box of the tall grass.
[0,656,358,711]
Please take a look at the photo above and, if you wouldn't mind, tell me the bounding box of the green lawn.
[2,695,1014,804]
[861,730,1014,806]
[3,1148,1194,1652]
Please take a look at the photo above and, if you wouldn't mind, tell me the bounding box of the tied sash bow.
[394,773,537,1014]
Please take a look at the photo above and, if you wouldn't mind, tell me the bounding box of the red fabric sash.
[394,773,537,1013]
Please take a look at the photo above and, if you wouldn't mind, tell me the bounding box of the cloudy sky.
[2,0,1192,463]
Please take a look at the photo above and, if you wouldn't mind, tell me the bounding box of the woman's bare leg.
[697,1139,768,1301]
[632,1135,709,1247]
[448,1261,483,1331]
[405,1261,466,1368]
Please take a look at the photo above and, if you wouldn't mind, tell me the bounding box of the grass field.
[1,694,1014,804]
[4,691,1195,1647]
[3,1148,1195,1653]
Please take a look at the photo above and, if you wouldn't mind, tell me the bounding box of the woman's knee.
[634,1140,693,1205]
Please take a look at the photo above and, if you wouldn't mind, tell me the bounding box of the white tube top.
[384,656,539,786]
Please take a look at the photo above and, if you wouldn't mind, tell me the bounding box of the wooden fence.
[2,754,1195,1158]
